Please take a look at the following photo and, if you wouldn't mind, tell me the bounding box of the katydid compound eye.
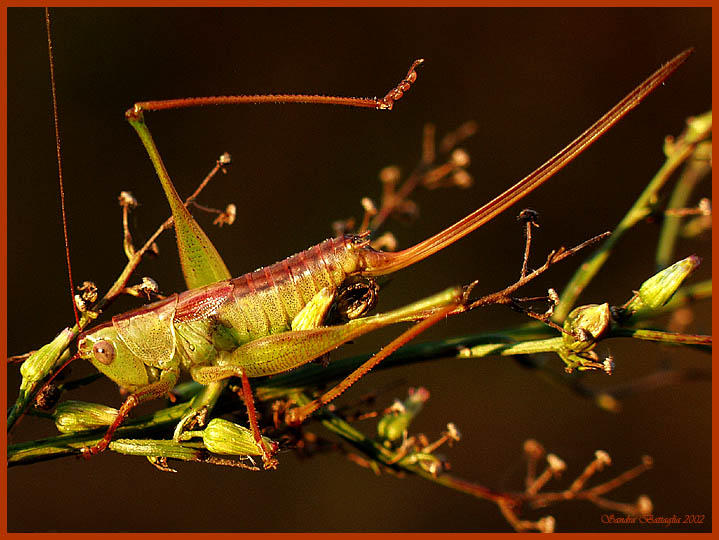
[92,340,115,365]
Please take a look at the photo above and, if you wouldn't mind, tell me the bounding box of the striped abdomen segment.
[223,235,368,339]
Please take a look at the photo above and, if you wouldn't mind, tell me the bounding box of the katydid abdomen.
[78,234,370,384]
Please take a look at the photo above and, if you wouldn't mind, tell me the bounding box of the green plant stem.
[255,325,555,401]
[611,327,711,347]
[655,146,712,269]
[109,439,205,460]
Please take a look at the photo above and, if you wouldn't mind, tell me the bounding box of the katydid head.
[77,323,150,391]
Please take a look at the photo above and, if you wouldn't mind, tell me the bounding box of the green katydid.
[54,48,692,469]
[5,10,686,470]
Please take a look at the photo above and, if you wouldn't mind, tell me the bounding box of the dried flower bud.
[546,453,566,474]
[635,255,700,310]
[118,191,138,208]
[124,277,161,300]
[361,197,378,216]
[542,288,559,318]
[74,294,88,313]
[379,165,400,185]
[213,204,236,227]
[451,169,473,188]
[523,439,545,460]
[450,148,470,167]
[594,449,612,467]
[445,422,461,442]
[54,400,118,433]
[202,418,277,457]
[697,197,711,215]
[602,356,615,375]
[517,208,540,226]
[138,277,159,295]
[218,152,232,165]
[563,303,611,352]
[636,495,653,516]
[77,281,98,303]
[74,281,99,312]
[537,516,556,534]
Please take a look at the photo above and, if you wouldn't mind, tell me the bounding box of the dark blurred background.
[7,7,711,532]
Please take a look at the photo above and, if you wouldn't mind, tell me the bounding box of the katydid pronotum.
[8,11,695,472]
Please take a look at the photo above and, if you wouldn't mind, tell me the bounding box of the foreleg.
[82,369,179,456]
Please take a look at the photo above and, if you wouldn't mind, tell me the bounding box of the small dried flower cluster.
[497,440,654,532]
[332,121,478,249]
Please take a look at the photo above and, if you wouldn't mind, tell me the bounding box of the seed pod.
[636,255,700,310]
[53,400,118,433]
[20,328,74,388]
[562,303,611,352]
[201,418,276,457]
